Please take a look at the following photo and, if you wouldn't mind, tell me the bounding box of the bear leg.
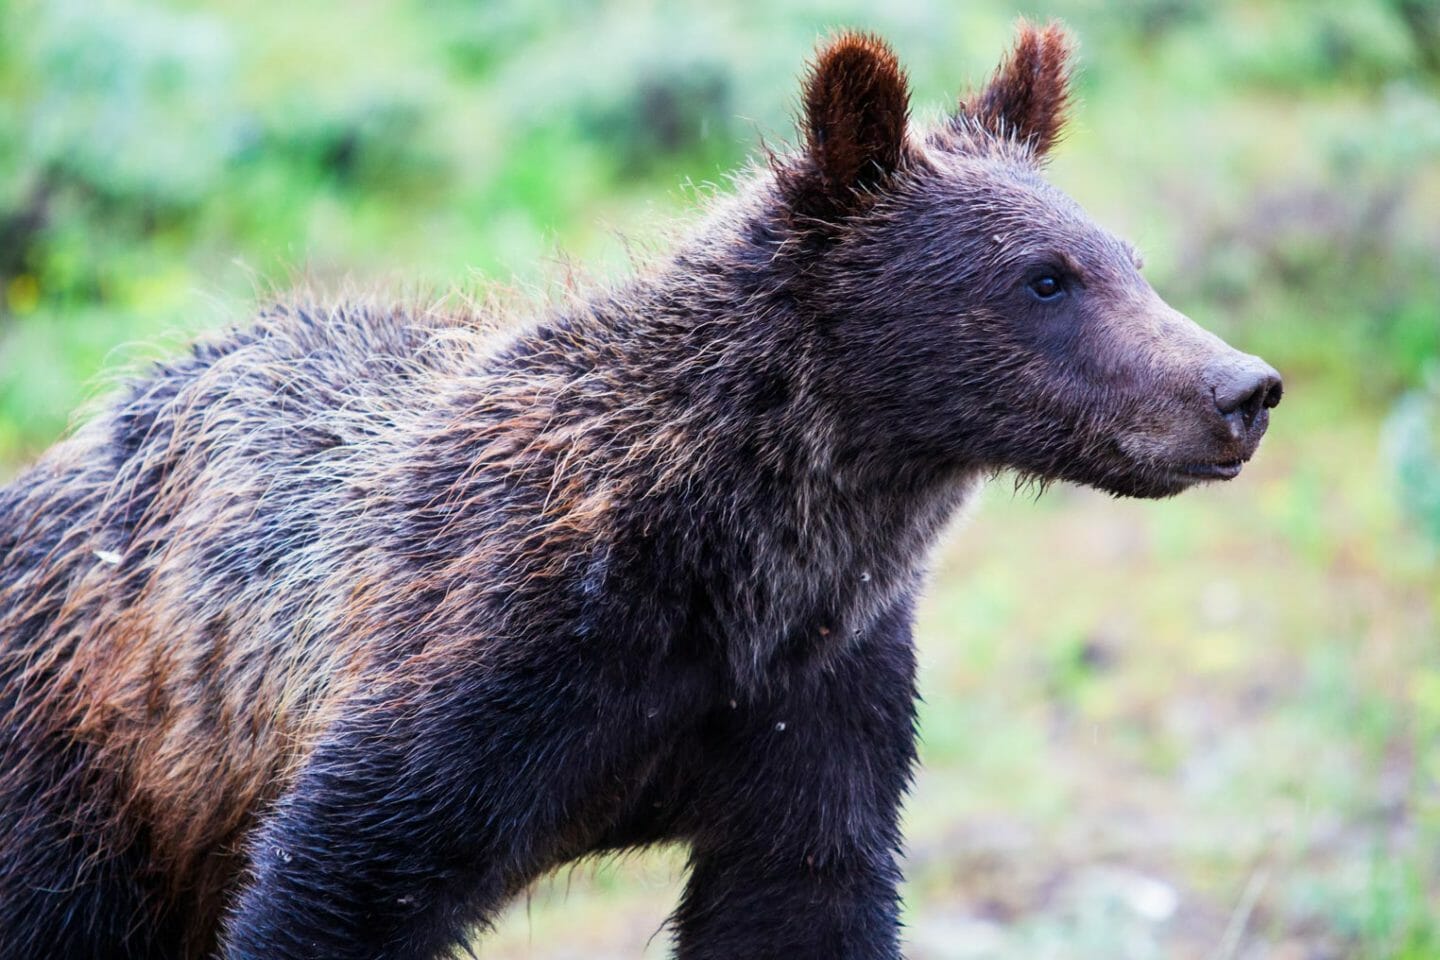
[671,595,920,960]
[220,642,699,960]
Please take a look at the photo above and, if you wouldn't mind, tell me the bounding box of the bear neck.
[524,206,981,687]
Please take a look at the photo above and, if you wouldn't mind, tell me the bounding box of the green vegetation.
[2,0,1437,956]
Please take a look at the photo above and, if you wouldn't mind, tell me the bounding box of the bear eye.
[1028,275,1065,301]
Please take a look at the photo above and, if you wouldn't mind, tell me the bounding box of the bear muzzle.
[1158,353,1282,486]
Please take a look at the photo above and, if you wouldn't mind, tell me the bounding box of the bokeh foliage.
[1,1,1438,957]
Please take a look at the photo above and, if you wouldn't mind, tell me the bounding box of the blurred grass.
[2,0,1438,957]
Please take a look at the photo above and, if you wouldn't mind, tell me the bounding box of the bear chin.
[1101,469,1228,500]
[1069,461,1217,500]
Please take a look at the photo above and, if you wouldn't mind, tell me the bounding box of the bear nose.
[1211,358,1283,433]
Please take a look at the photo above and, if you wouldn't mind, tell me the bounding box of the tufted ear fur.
[958,20,1074,158]
[782,32,912,218]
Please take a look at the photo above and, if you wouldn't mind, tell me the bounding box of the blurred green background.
[2,0,1439,957]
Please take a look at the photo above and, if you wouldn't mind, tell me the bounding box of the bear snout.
[1198,354,1283,472]
[1208,355,1283,440]
[1113,345,1283,493]
[1158,353,1281,485]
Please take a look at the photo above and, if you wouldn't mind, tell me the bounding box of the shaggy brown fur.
[0,22,1280,960]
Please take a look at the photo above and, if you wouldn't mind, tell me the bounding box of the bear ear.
[957,20,1074,158]
[783,32,912,217]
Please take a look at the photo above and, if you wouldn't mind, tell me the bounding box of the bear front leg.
[221,642,694,960]
[672,595,920,959]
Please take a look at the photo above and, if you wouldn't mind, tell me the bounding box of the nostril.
[1237,384,1266,427]
[1213,367,1281,431]
[1241,372,1283,427]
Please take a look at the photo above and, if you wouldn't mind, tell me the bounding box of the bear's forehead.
[944,156,1134,240]
[911,155,1086,229]
[914,155,1143,271]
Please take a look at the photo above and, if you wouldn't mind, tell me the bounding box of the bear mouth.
[1107,453,1251,499]
[1168,458,1245,481]
[1088,439,1257,499]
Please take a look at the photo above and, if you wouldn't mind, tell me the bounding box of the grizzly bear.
[0,21,1280,960]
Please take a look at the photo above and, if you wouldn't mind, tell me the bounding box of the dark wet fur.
[0,22,1277,960]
